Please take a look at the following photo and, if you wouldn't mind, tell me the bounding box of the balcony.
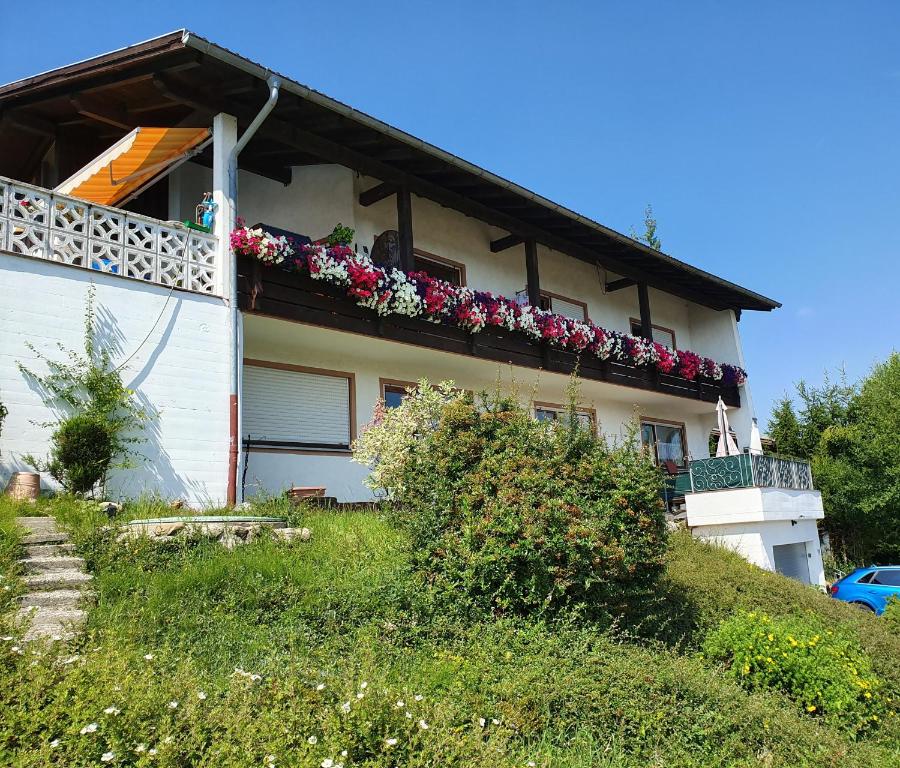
[236,255,742,406]
[688,454,814,493]
[0,176,219,295]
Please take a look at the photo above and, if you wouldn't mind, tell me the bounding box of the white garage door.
[772,542,811,584]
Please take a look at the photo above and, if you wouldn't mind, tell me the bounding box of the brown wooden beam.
[525,239,541,307]
[606,278,636,292]
[397,186,414,272]
[1,109,56,138]
[70,93,134,130]
[638,283,653,341]
[359,182,397,207]
[490,234,523,253]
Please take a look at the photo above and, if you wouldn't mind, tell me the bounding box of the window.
[629,319,676,349]
[413,250,464,286]
[539,292,588,321]
[857,572,875,584]
[871,570,900,586]
[242,361,354,451]
[535,403,595,430]
[641,419,687,469]
[380,379,418,409]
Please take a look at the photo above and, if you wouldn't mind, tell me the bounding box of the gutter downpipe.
[226,75,281,506]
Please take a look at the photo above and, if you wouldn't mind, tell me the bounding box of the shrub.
[883,596,900,633]
[45,414,115,495]
[703,610,893,733]
[358,381,667,617]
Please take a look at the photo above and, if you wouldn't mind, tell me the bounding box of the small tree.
[630,203,662,251]
[19,286,147,496]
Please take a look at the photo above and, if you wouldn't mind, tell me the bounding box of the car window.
[856,572,875,584]
[871,570,900,586]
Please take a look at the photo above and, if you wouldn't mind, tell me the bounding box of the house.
[0,31,825,585]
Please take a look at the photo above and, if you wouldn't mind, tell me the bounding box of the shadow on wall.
[94,300,211,505]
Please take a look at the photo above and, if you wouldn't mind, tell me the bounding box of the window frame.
[533,400,597,431]
[379,377,419,409]
[640,417,688,469]
[413,249,466,286]
[242,358,356,455]
[629,318,677,349]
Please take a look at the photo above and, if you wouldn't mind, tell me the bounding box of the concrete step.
[15,516,58,534]
[23,571,92,591]
[22,532,68,546]
[19,589,90,608]
[22,556,86,574]
[24,543,75,558]
[18,607,86,641]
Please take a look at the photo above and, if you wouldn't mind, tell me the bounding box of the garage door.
[772,542,811,584]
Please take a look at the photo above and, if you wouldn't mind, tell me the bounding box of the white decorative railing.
[0,176,219,295]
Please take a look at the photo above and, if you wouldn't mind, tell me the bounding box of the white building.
[0,31,824,584]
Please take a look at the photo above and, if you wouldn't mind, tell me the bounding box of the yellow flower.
[864,692,872,699]
[806,705,816,712]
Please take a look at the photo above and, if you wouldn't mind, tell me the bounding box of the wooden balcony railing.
[237,256,741,407]
[0,176,219,295]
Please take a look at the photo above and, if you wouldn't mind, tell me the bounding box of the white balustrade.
[0,176,219,296]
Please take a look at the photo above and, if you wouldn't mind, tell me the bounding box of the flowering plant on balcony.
[232,224,748,386]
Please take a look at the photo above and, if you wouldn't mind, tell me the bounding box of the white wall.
[0,252,231,505]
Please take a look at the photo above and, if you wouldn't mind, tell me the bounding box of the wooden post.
[397,185,414,272]
[525,239,540,307]
[638,283,653,341]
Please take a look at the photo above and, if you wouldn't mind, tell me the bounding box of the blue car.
[830,566,900,614]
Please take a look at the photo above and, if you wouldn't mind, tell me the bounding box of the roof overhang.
[0,30,781,312]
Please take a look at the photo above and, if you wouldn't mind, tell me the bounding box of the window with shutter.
[242,363,353,450]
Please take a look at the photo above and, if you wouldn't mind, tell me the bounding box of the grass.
[0,494,897,767]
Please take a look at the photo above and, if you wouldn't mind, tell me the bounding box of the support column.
[638,283,653,341]
[213,113,239,506]
[396,185,415,272]
[525,239,541,307]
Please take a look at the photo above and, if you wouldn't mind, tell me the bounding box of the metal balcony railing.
[688,453,814,492]
[0,176,219,295]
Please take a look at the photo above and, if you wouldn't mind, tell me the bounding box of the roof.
[0,30,780,312]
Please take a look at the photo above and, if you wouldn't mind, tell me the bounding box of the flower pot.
[5,472,40,502]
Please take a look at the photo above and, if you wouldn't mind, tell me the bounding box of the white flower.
[265,755,276,767]
[101,751,115,762]
[104,706,121,716]
[316,683,326,691]
[0,636,12,641]
[414,694,423,702]
[491,718,500,725]
[418,719,429,730]
[395,700,405,708]
[149,748,158,756]
[478,718,486,728]
[321,760,334,768]
[341,701,351,713]
[405,710,412,719]
[340,750,347,757]
[163,736,174,744]
[359,681,368,689]
[79,722,98,735]
[143,653,154,660]
[527,762,536,767]
[356,692,364,700]
[62,655,79,665]
[197,691,207,700]
[307,736,318,745]
[135,743,147,753]
[49,739,60,748]
[167,700,178,709]
[385,737,398,747]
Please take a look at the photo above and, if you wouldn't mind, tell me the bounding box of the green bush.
[703,610,893,733]
[883,597,900,633]
[375,388,667,617]
[45,414,115,495]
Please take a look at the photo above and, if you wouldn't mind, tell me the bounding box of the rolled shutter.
[550,296,586,321]
[243,364,351,448]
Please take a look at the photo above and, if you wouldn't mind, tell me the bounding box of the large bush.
[703,610,893,733]
[356,382,667,617]
[46,414,115,495]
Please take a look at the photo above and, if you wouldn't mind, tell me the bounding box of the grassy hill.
[0,495,897,767]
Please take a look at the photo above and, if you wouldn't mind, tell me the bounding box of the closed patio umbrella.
[749,418,764,455]
[715,397,741,457]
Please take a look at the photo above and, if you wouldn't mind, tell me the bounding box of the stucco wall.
[0,251,231,505]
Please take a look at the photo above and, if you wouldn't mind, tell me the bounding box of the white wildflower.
[479,718,486,728]
[62,655,79,665]
[395,700,405,708]
[359,681,368,689]
[168,700,178,709]
[49,739,60,748]
[414,694,423,702]
[405,710,412,719]
[197,691,207,700]
[385,737,398,747]
[101,751,115,762]
[135,743,147,753]
[418,719,429,730]
[492,718,500,725]
[79,722,98,735]
[316,683,326,691]
[356,692,364,700]
[104,706,121,716]
[341,701,351,713]
[307,736,318,745]
[321,760,334,768]
[149,748,158,756]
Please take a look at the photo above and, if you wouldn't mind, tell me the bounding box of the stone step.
[22,571,92,591]
[24,543,75,558]
[19,589,90,608]
[15,516,58,534]
[22,556,87,574]
[18,607,86,641]
[21,532,68,546]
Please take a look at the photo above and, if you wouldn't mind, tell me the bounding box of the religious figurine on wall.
[370,229,402,270]
[196,192,217,231]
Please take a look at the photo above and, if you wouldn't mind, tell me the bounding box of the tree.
[631,204,662,251]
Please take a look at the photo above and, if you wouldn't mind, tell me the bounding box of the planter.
[5,472,40,502]
[288,486,326,503]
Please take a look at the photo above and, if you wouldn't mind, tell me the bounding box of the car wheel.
[850,601,875,613]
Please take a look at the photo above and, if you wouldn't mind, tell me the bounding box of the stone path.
[15,517,91,641]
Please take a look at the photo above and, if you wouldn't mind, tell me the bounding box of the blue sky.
[2,1,898,425]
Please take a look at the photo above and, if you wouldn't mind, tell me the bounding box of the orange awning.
[56,127,210,206]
